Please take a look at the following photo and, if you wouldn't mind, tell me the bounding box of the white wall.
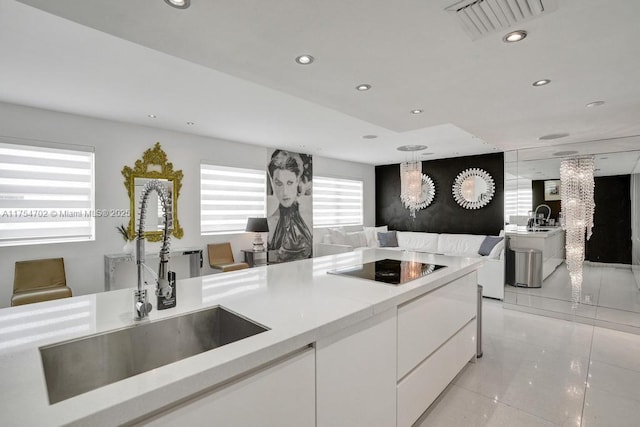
[0,102,375,307]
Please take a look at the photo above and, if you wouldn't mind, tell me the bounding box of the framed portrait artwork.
[544,180,561,201]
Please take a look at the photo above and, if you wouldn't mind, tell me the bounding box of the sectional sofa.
[316,227,505,300]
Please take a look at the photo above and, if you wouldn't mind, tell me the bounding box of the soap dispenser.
[157,271,177,310]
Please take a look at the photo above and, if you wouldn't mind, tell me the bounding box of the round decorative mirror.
[452,168,495,209]
[419,174,436,208]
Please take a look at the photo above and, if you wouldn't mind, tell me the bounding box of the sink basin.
[39,306,268,404]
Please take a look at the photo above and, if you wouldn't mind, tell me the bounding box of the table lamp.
[245,218,269,251]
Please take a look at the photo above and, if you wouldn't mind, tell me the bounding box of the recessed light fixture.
[356,84,371,91]
[164,0,190,9]
[586,101,605,108]
[532,79,551,87]
[539,133,569,140]
[295,55,314,65]
[410,109,423,115]
[148,114,157,118]
[553,150,579,156]
[503,30,527,43]
[420,152,435,156]
[396,145,427,152]
[362,135,378,139]
[186,121,195,125]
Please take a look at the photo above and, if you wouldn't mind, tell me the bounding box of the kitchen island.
[0,249,482,426]
[506,226,565,280]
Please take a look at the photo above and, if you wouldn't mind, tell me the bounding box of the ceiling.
[2,0,639,165]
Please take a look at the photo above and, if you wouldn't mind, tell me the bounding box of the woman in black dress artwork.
[267,150,312,262]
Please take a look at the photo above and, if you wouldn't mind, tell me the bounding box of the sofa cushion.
[363,225,388,247]
[378,231,399,247]
[396,231,439,253]
[346,231,367,248]
[478,236,504,256]
[437,234,486,255]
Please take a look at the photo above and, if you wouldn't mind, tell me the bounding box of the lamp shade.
[245,217,269,233]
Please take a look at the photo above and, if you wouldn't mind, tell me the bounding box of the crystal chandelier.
[560,156,595,292]
[400,160,424,217]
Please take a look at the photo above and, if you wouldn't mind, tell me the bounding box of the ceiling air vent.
[445,0,558,40]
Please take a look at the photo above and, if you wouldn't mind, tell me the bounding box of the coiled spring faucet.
[134,179,173,320]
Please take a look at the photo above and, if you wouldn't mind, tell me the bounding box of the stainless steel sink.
[39,306,268,404]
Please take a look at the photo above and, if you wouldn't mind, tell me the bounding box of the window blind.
[0,142,95,246]
[200,163,266,234]
[504,178,532,223]
[313,176,363,227]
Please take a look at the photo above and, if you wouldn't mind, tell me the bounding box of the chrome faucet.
[134,179,173,321]
[534,203,552,226]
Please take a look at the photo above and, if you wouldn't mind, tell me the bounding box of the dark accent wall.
[376,153,504,236]
[586,175,632,264]
[532,180,561,221]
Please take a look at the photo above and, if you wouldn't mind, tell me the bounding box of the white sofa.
[316,229,505,300]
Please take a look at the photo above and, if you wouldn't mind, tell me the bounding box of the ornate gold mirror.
[122,143,184,242]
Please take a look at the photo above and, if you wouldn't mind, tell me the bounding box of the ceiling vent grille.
[446,0,558,40]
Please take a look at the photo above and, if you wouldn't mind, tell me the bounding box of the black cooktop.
[327,259,446,285]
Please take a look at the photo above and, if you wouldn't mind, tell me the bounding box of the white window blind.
[504,178,532,224]
[0,141,95,246]
[200,163,266,234]
[313,176,363,227]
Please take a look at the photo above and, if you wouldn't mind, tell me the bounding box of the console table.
[241,249,267,267]
[104,247,203,291]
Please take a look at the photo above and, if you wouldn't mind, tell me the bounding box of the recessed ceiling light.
[148,114,157,118]
[420,152,435,156]
[295,55,314,65]
[532,79,551,87]
[503,30,527,43]
[186,121,195,125]
[586,101,605,108]
[356,84,371,91]
[362,135,378,139]
[397,145,427,152]
[164,0,190,9]
[539,133,569,140]
[553,150,579,156]
[410,109,423,115]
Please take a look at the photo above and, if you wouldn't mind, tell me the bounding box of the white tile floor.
[505,263,640,330]
[416,300,640,427]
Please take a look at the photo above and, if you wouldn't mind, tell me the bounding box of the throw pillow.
[378,231,399,248]
[346,231,367,248]
[478,236,504,256]
[328,227,347,245]
[363,225,388,247]
[488,239,505,259]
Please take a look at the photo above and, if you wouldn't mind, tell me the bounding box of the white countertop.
[0,249,483,426]
[505,226,565,238]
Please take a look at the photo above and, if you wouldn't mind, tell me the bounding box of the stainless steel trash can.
[513,248,542,288]
[477,284,483,358]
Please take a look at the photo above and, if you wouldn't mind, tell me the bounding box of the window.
[313,176,363,227]
[200,163,266,234]
[0,140,95,246]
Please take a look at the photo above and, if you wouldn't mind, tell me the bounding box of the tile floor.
[417,299,640,427]
[505,263,640,330]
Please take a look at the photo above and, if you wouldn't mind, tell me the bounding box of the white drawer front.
[397,320,476,427]
[397,272,476,379]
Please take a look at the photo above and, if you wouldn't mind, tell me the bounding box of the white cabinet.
[316,308,397,427]
[397,272,476,379]
[396,271,477,427]
[137,347,315,427]
[509,229,565,280]
[397,321,476,427]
